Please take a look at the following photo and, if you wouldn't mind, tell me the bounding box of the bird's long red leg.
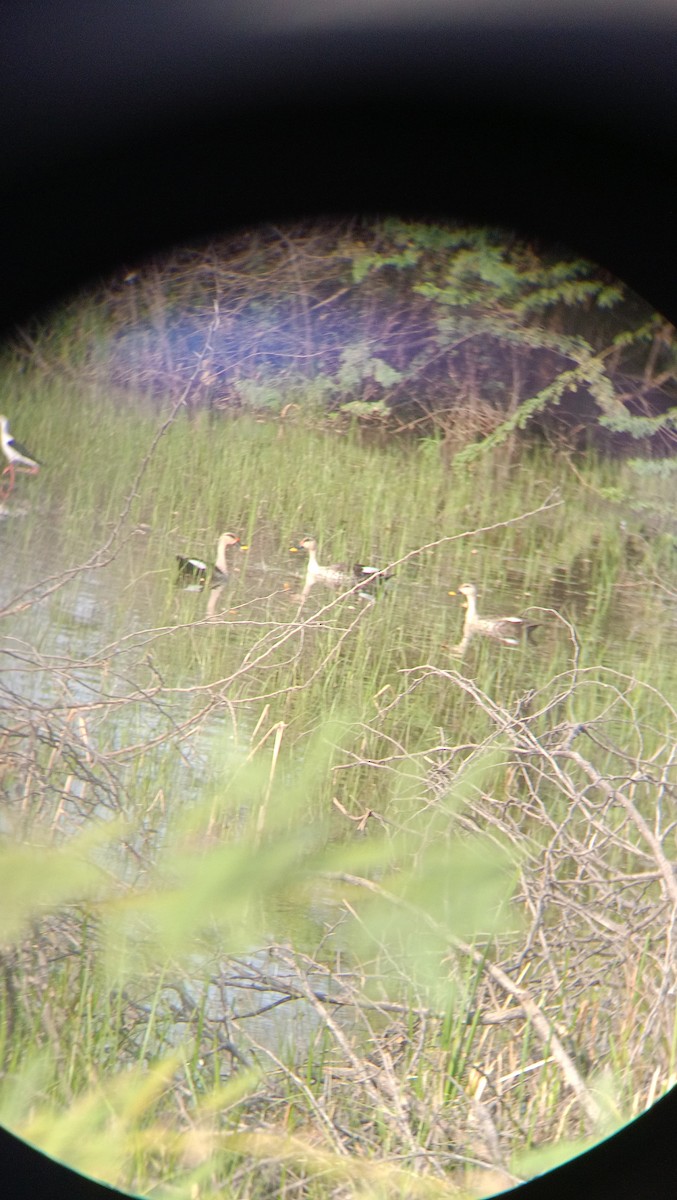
[1,464,15,500]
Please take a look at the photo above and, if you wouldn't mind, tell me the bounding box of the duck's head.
[457,584,477,600]
[449,583,477,602]
[295,536,317,554]
[218,532,241,548]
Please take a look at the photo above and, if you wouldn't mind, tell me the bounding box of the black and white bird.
[176,531,242,586]
[293,536,394,601]
[0,415,41,495]
[450,583,539,654]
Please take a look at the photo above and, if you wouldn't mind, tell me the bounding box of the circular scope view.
[1,218,675,1198]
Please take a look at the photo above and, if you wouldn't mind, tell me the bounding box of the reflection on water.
[156,948,336,1066]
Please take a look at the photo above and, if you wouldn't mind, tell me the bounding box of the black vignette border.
[1,5,676,1199]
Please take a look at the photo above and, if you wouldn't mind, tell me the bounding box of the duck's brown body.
[451,583,538,654]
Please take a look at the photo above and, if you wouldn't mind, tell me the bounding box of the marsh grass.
[1,388,676,1197]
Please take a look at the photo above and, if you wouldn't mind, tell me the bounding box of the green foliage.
[453,354,616,465]
[627,456,677,477]
[600,406,677,437]
[342,219,675,455]
[232,377,287,411]
[0,824,122,941]
[337,398,390,419]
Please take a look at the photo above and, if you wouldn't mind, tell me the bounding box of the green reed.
[1,384,675,1198]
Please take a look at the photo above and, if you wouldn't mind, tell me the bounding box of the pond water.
[2,440,675,989]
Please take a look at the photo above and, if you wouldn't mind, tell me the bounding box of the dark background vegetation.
[26,217,673,463]
[2,4,677,1200]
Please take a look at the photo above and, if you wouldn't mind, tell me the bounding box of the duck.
[176,531,241,586]
[292,536,394,601]
[450,583,539,653]
[0,415,41,496]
